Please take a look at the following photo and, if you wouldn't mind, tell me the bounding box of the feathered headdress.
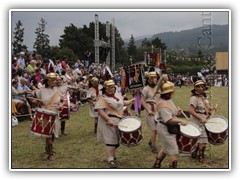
[153,74,169,98]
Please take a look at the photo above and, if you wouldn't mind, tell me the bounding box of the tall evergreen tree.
[33,18,50,57]
[12,20,27,55]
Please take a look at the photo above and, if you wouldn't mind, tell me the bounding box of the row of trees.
[12,18,127,65]
[12,18,168,65]
[12,18,50,57]
[12,18,210,73]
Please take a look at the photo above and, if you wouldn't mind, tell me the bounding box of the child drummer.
[188,79,217,163]
[94,79,134,168]
[35,73,65,160]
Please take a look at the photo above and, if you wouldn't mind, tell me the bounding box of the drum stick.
[146,100,156,104]
[105,122,128,128]
[178,107,190,120]
[206,121,219,124]
[211,104,218,117]
[27,97,42,101]
[117,124,128,128]
[16,114,32,117]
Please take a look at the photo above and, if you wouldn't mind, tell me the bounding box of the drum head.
[12,116,18,126]
[118,116,141,132]
[205,115,228,133]
[35,108,57,115]
[180,122,201,138]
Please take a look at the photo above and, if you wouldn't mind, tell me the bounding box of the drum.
[60,95,70,120]
[205,115,228,145]
[118,116,143,147]
[12,116,18,127]
[177,122,201,153]
[30,108,57,138]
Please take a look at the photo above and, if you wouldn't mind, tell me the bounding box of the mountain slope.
[133,24,229,54]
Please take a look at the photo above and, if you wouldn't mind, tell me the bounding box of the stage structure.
[94,14,115,70]
[105,21,110,67]
[111,18,115,71]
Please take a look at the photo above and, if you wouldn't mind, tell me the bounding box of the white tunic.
[142,85,159,130]
[155,98,179,155]
[87,87,98,118]
[36,87,61,138]
[189,95,209,143]
[94,93,124,144]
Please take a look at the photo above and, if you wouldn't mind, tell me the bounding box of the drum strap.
[157,103,180,134]
[147,86,158,102]
[98,97,123,119]
[89,87,99,99]
[157,102,177,113]
[146,101,155,112]
[45,90,61,110]
[197,96,209,117]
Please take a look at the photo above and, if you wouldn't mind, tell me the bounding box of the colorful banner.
[145,51,161,67]
[127,64,144,90]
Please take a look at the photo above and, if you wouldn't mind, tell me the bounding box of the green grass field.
[11,86,229,169]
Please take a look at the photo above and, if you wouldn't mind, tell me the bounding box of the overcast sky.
[11,10,229,51]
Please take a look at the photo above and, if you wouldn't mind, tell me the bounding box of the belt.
[146,102,155,112]
[155,120,165,125]
[108,114,121,119]
[159,121,167,126]
[196,111,207,115]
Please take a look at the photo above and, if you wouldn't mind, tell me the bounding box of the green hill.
[134,24,229,55]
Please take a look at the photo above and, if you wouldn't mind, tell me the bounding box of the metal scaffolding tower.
[111,18,115,71]
[94,14,100,64]
[94,14,115,70]
[106,21,111,67]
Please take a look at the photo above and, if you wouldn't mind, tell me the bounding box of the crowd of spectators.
[11,51,124,121]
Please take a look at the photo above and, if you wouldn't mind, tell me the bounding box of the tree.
[197,50,204,58]
[115,31,128,66]
[12,20,27,55]
[59,21,126,65]
[127,34,137,63]
[59,23,81,54]
[33,18,50,57]
[48,46,78,61]
[141,38,151,47]
[59,23,93,60]
[151,37,167,50]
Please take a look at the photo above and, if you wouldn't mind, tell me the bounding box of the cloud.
[11,10,229,51]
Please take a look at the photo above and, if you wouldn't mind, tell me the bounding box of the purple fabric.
[133,90,141,116]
